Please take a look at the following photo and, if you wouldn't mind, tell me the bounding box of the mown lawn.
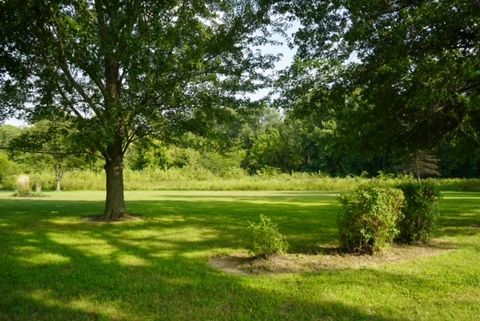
[0,190,479,321]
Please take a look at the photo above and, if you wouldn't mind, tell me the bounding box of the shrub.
[247,215,288,258]
[396,182,440,244]
[16,174,31,196]
[337,185,404,254]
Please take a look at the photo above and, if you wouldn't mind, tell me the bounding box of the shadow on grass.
[0,196,340,250]
[436,193,480,239]
[1,224,424,321]
[0,193,478,320]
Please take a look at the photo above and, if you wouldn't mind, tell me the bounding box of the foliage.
[439,131,480,178]
[396,182,441,244]
[0,126,22,189]
[240,114,358,175]
[0,125,22,147]
[8,121,92,191]
[337,185,404,254]
[247,214,288,258]
[130,117,477,178]
[285,0,480,164]
[0,153,19,187]
[125,133,244,177]
[242,120,306,173]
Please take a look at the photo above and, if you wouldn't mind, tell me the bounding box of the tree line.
[1,105,478,186]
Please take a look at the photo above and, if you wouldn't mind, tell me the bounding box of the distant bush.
[337,185,404,254]
[247,215,288,258]
[396,182,440,244]
[16,175,31,196]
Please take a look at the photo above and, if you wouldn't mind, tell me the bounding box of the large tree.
[285,0,480,158]
[0,0,278,219]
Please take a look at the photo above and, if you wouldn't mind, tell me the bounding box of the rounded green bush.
[247,214,288,258]
[337,185,404,254]
[396,182,440,244]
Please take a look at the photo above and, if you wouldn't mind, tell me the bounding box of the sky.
[249,21,299,101]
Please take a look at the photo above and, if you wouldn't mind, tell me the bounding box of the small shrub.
[396,182,440,244]
[247,215,288,258]
[16,175,31,196]
[337,185,404,254]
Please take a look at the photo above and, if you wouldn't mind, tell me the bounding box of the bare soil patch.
[209,242,454,275]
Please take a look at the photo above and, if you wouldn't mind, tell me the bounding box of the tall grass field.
[1,169,480,191]
[0,190,479,321]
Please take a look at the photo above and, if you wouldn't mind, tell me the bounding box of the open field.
[0,191,479,321]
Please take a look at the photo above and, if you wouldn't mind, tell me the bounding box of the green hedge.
[396,182,440,244]
[337,185,404,254]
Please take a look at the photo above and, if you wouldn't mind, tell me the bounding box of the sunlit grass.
[0,190,479,321]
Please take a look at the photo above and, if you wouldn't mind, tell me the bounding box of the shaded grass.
[0,191,479,321]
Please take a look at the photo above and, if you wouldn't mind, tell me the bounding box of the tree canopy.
[0,0,280,219]
[285,0,480,155]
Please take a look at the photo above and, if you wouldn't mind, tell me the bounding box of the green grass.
[0,190,479,321]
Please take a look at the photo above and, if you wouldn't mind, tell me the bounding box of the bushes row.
[243,182,440,258]
[245,182,440,258]
[337,183,440,254]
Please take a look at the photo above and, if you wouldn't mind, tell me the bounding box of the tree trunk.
[103,152,127,220]
[55,164,63,192]
[101,36,125,220]
[415,155,421,182]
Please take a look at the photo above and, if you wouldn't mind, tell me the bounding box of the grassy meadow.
[0,190,479,321]
[2,169,480,192]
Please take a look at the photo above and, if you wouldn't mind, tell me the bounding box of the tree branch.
[58,57,105,122]
[57,86,85,119]
[0,146,88,156]
[122,126,154,154]
[47,14,106,122]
